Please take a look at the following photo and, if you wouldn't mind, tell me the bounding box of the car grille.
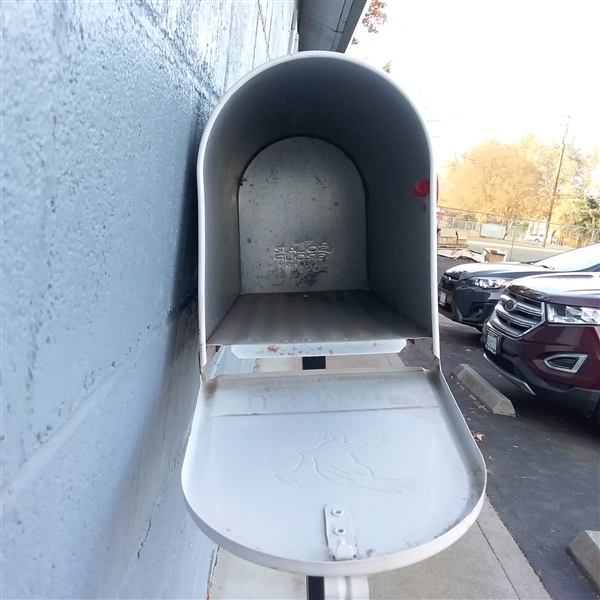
[440,273,458,291]
[489,290,543,338]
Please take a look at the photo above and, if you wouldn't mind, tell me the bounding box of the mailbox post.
[182,52,486,600]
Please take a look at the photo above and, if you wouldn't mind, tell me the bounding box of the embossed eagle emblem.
[276,432,415,493]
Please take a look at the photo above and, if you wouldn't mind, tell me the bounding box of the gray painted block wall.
[1,1,295,597]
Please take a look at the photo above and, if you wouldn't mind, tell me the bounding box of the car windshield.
[534,243,600,271]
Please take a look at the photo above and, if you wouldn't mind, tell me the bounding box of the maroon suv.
[482,273,600,422]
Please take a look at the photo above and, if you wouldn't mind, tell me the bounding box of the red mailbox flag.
[413,177,439,198]
[413,179,430,197]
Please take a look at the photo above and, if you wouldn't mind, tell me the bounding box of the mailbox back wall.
[1,1,295,597]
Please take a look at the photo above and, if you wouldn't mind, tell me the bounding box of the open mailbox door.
[182,52,486,596]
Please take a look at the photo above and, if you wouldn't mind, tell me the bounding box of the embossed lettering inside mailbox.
[239,137,367,294]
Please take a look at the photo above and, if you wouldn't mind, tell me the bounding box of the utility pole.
[543,116,570,247]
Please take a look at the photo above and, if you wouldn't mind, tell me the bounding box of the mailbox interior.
[199,53,436,364]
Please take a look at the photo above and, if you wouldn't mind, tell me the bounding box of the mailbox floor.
[207,290,428,358]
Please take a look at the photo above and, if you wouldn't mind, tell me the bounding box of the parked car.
[438,243,600,329]
[525,233,544,244]
[482,273,600,423]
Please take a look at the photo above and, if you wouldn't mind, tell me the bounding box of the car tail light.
[543,353,588,374]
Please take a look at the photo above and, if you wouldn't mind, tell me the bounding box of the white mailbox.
[182,52,486,600]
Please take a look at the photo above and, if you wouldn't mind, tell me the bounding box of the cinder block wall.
[1,2,295,597]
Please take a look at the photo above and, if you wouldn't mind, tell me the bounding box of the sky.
[346,0,600,169]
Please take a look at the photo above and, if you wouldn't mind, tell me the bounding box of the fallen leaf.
[473,433,484,442]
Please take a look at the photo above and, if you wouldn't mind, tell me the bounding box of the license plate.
[485,330,502,355]
[438,291,447,306]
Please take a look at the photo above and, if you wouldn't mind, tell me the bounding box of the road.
[466,238,565,262]
[430,258,600,600]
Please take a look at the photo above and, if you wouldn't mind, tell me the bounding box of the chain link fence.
[438,207,600,250]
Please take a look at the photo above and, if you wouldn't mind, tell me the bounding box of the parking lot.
[433,257,600,600]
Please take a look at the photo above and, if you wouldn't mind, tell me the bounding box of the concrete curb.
[451,364,515,416]
[478,497,551,599]
[568,530,600,594]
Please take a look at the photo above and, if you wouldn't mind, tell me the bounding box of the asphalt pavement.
[433,257,600,600]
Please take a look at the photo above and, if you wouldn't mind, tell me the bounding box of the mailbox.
[183,52,485,599]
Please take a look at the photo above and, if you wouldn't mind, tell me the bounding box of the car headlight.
[546,303,600,325]
[468,277,507,289]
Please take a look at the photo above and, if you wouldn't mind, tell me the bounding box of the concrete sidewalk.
[210,497,549,600]
[209,355,550,600]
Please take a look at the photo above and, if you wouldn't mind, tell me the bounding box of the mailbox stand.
[309,574,369,600]
[182,52,486,600]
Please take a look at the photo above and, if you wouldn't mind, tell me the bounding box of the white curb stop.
[568,530,600,593]
[451,364,515,416]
